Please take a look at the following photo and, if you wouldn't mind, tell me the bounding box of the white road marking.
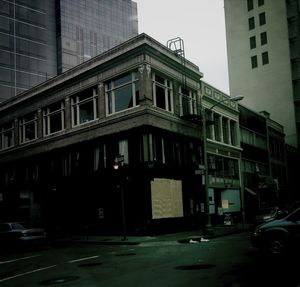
[0,254,41,265]
[0,265,57,283]
[68,255,99,263]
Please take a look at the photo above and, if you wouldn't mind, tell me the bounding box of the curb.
[69,226,251,246]
[74,240,141,245]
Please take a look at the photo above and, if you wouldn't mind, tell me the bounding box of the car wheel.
[266,234,286,256]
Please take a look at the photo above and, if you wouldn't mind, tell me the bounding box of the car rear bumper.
[19,235,48,243]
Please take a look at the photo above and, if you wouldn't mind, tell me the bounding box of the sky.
[134,0,229,94]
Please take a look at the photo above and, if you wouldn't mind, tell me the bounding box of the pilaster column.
[211,112,215,141]
[14,118,19,145]
[219,115,223,143]
[37,108,43,138]
[98,82,105,119]
[228,120,232,145]
[65,97,71,129]
[138,63,152,106]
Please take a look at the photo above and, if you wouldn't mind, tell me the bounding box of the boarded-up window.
[151,178,183,219]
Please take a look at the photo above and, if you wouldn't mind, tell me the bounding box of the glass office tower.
[0,0,138,102]
[56,0,138,73]
[0,0,57,101]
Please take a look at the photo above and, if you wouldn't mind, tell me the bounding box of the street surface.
[0,232,299,286]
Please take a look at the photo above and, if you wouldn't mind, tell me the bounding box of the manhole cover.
[39,276,80,285]
[175,264,216,270]
[115,252,136,256]
[78,262,103,267]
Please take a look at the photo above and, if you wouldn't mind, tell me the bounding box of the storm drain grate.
[39,276,80,285]
[175,264,216,270]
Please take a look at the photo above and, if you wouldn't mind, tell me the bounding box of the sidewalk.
[70,223,252,246]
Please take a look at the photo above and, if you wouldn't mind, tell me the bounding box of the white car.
[0,222,47,247]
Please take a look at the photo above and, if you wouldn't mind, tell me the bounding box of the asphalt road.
[0,232,299,287]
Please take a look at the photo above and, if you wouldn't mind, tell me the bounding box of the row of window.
[2,133,242,189]
[247,1,269,69]
[208,154,239,179]
[251,51,269,68]
[0,70,185,150]
[248,12,266,30]
[249,32,267,49]
[241,159,268,176]
[205,111,238,146]
[247,0,264,11]
[2,133,205,186]
[240,127,267,149]
[0,69,238,151]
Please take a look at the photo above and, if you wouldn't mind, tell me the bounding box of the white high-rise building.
[224,0,299,147]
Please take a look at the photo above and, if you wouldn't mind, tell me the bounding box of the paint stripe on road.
[0,265,57,283]
[0,254,41,265]
[68,255,99,263]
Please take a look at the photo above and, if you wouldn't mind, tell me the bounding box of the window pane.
[115,85,133,112]
[259,12,266,25]
[262,52,269,65]
[135,81,140,105]
[247,0,253,11]
[3,131,13,148]
[250,36,256,49]
[258,0,264,6]
[248,17,255,30]
[50,113,62,133]
[222,118,229,144]
[114,73,131,88]
[251,56,258,68]
[261,32,267,45]
[107,91,113,114]
[48,102,62,112]
[214,114,221,141]
[79,91,92,102]
[156,85,166,109]
[230,121,237,146]
[155,74,165,85]
[25,123,35,140]
[106,72,138,114]
[79,101,94,123]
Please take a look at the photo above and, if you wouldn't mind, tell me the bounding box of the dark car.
[0,222,47,248]
[253,207,290,226]
[251,207,300,256]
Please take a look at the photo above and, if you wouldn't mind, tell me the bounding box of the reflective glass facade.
[0,0,57,101]
[0,0,138,101]
[56,0,138,73]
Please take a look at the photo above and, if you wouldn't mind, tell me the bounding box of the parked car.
[0,222,47,248]
[251,207,300,256]
[253,206,289,226]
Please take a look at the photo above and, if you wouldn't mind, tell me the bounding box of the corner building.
[0,34,242,235]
